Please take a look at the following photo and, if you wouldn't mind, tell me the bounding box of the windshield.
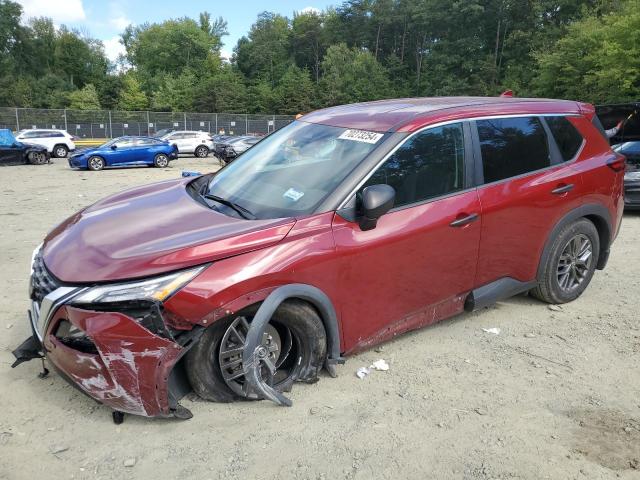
[206,121,385,219]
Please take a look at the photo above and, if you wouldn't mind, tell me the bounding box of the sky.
[15,0,335,61]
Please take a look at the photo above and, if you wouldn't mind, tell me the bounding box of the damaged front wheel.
[185,300,327,403]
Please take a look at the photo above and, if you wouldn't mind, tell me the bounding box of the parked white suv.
[161,131,214,158]
[15,129,76,158]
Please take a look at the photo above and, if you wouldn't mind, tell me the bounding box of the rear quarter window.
[545,116,584,161]
[477,117,550,183]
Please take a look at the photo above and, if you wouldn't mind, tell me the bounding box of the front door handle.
[449,213,479,228]
[551,183,574,195]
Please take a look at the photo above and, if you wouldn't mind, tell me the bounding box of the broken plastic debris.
[371,359,389,371]
[482,327,501,335]
[356,359,389,378]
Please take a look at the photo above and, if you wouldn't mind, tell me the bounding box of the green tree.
[193,66,248,113]
[117,74,148,110]
[320,43,392,105]
[67,84,101,110]
[235,12,292,86]
[274,65,316,114]
[534,1,640,102]
[151,70,196,111]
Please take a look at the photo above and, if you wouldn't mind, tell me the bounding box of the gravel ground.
[1,157,639,480]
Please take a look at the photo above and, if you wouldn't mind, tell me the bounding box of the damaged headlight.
[72,266,205,304]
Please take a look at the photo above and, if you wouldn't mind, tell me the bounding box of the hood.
[21,141,47,151]
[43,178,295,283]
[73,146,103,156]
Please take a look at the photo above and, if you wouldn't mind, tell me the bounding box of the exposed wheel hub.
[218,316,291,398]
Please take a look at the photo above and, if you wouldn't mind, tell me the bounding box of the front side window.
[546,116,583,161]
[363,123,465,207]
[206,121,384,219]
[477,117,550,183]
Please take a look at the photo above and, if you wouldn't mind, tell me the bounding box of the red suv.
[13,97,625,420]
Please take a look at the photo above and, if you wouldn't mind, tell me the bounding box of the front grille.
[30,251,61,304]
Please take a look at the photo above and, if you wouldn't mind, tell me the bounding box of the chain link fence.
[0,107,295,138]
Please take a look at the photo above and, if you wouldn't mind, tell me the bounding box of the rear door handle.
[551,183,574,195]
[449,213,479,227]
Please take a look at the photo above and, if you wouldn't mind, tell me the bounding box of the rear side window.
[364,123,465,207]
[546,116,583,161]
[477,117,549,183]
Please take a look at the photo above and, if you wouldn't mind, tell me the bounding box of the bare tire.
[87,156,105,171]
[186,300,327,403]
[154,153,169,168]
[53,144,68,158]
[195,145,209,158]
[27,151,47,165]
[531,218,600,304]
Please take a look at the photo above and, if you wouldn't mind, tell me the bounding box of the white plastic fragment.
[356,359,390,378]
[371,359,389,371]
[482,327,501,335]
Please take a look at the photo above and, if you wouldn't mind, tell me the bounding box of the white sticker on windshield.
[283,188,305,202]
[338,129,384,144]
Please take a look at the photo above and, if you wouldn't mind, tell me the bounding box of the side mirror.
[359,184,395,231]
[111,144,118,150]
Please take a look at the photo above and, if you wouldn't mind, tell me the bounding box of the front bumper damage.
[12,290,198,419]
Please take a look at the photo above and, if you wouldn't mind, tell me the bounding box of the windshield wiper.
[202,193,256,220]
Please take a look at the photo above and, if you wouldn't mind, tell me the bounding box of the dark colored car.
[68,136,179,171]
[613,141,640,209]
[595,102,640,144]
[13,97,624,421]
[212,135,238,159]
[219,136,262,162]
[153,128,177,138]
[0,129,49,165]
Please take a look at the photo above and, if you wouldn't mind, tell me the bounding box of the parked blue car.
[68,136,178,171]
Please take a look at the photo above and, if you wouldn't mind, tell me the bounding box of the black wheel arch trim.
[240,283,344,407]
[537,204,612,279]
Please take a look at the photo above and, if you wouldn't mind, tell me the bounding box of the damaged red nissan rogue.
[13,97,624,421]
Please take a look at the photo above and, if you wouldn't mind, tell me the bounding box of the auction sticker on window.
[338,129,384,144]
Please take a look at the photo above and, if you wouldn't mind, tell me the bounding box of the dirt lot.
[1,158,639,480]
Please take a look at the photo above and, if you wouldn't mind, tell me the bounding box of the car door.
[106,138,136,165]
[471,115,585,287]
[332,122,482,352]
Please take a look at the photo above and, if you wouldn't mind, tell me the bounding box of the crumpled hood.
[43,178,295,283]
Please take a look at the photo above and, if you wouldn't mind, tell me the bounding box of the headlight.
[624,171,640,181]
[72,266,205,304]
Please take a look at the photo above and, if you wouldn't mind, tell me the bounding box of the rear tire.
[87,156,105,171]
[186,300,327,403]
[531,218,600,304]
[53,144,68,158]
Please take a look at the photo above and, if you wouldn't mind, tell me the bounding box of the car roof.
[301,96,587,133]
[167,130,207,134]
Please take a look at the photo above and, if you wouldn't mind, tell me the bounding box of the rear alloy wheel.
[195,145,209,158]
[53,145,68,158]
[27,151,47,165]
[186,300,327,403]
[154,153,169,168]
[87,156,105,171]
[531,218,599,304]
